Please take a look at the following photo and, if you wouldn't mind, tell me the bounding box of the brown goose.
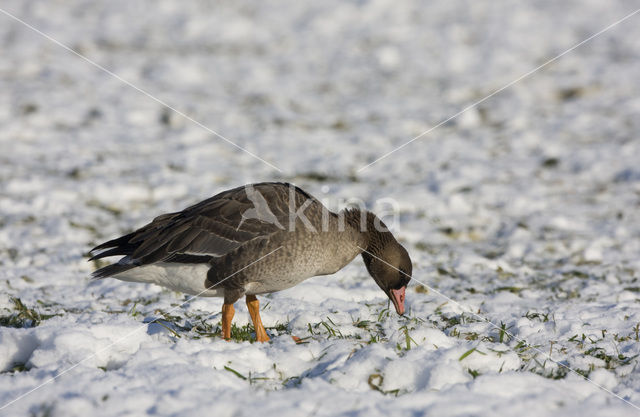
[89,182,412,342]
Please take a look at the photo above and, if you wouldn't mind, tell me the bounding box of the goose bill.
[389,287,406,315]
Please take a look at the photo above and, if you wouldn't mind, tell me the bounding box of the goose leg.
[245,295,270,342]
[222,303,235,340]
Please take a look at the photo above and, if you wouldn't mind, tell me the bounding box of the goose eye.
[393,269,409,289]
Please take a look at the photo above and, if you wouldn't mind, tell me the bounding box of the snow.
[1,0,640,416]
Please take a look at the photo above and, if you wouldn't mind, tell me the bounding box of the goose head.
[362,239,412,315]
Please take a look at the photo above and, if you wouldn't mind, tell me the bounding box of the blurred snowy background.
[1,1,640,416]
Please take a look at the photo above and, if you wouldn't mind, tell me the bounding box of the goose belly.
[243,251,329,295]
[113,263,223,297]
[243,233,361,295]
[243,272,311,295]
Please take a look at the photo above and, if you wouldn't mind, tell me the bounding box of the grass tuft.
[0,297,58,328]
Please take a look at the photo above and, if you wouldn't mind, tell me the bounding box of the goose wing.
[89,182,311,277]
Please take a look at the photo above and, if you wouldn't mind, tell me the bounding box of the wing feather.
[90,182,311,278]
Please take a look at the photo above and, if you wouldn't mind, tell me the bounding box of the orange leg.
[222,303,235,341]
[246,295,270,342]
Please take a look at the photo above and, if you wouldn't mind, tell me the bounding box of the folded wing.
[88,182,301,278]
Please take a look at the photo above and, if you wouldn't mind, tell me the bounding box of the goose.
[89,182,412,342]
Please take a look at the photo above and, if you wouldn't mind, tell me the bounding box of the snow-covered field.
[2,0,640,415]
